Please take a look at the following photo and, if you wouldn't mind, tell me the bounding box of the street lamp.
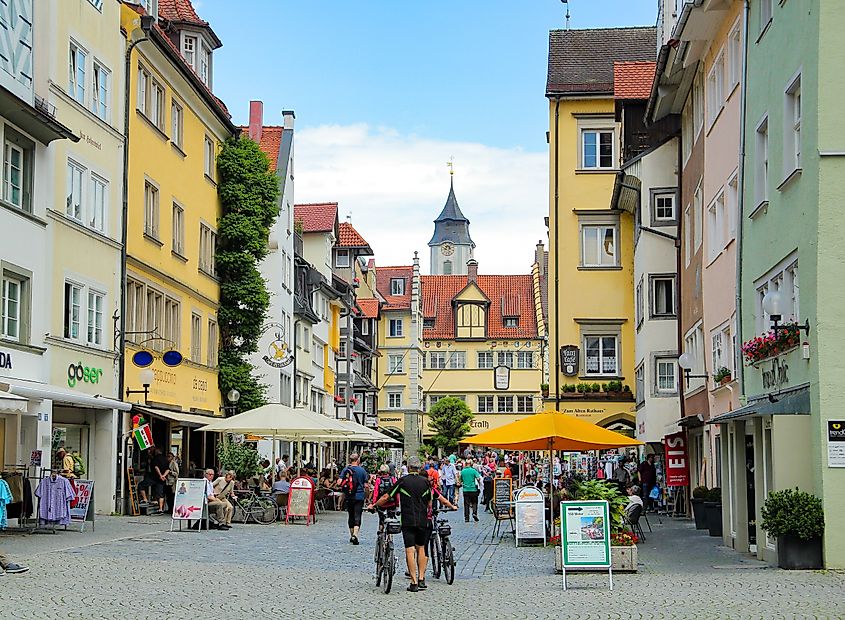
[125,368,155,403]
[225,388,240,416]
[677,352,709,389]
[762,290,810,335]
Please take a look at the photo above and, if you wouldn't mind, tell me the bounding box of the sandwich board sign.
[560,500,612,591]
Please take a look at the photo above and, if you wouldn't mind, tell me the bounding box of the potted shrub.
[704,487,723,537]
[590,382,602,397]
[576,383,588,394]
[561,384,578,398]
[691,486,709,530]
[761,488,825,570]
[713,366,732,386]
[541,383,549,398]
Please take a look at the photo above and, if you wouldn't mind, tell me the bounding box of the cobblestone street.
[1,508,843,619]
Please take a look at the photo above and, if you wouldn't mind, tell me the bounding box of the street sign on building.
[494,365,510,390]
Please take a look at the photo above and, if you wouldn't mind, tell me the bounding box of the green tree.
[216,136,280,413]
[428,396,474,453]
[217,439,262,480]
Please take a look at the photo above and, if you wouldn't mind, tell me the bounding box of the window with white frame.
[144,180,159,239]
[63,282,82,340]
[86,289,104,346]
[151,79,165,131]
[581,224,617,267]
[581,128,615,169]
[682,99,693,163]
[517,395,533,413]
[427,395,445,412]
[199,44,210,86]
[585,335,618,376]
[683,204,691,267]
[145,287,163,350]
[755,253,799,333]
[199,223,216,276]
[655,357,677,393]
[388,354,404,374]
[140,0,157,18]
[503,317,519,328]
[477,351,494,369]
[164,297,180,349]
[693,69,704,137]
[497,395,514,413]
[387,391,402,409]
[636,279,644,327]
[516,351,534,369]
[693,183,703,252]
[728,23,742,90]
[69,42,86,105]
[137,65,149,115]
[726,173,738,239]
[497,351,514,368]
[125,279,143,339]
[182,35,196,68]
[90,174,106,232]
[390,277,405,296]
[756,116,769,206]
[360,319,369,335]
[707,52,725,126]
[66,160,85,221]
[388,318,403,337]
[635,363,645,405]
[429,351,446,369]
[335,249,350,267]
[683,323,706,391]
[477,395,493,413]
[651,275,676,318]
[760,0,773,31]
[652,190,677,224]
[172,202,184,255]
[708,190,727,260]
[449,351,466,369]
[191,313,202,361]
[711,322,734,376]
[171,101,183,149]
[207,319,218,367]
[785,75,801,173]
[204,136,215,179]
[92,62,109,121]
[3,138,25,209]
[1,274,23,341]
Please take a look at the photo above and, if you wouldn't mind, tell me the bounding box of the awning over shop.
[709,384,811,424]
[0,392,28,414]
[0,379,131,411]
[134,406,221,428]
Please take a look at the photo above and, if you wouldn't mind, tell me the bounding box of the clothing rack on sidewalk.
[31,469,72,535]
[0,464,36,533]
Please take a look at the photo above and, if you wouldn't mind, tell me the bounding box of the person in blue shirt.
[337,453,369,545]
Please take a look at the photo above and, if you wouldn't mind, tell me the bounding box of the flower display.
[610,531,639,546]
[550,534,561,546]
[740,326,800,364]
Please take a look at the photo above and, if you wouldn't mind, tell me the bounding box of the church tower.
[428,174,475,275]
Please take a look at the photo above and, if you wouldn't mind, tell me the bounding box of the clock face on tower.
[441,243,455,256]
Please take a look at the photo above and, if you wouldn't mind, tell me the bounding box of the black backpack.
[376,475,398,507]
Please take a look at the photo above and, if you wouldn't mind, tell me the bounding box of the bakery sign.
[261,322,293,369]
[560,345,579,377]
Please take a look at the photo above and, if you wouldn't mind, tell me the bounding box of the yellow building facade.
[120,4,236,460]
[545,28,658,432]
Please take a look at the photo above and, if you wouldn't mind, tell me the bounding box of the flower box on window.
[741,326,800,365]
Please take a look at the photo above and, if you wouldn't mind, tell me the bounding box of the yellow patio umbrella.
[460,411,642,451]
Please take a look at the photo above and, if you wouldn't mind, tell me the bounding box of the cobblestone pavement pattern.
[1,506,843,619]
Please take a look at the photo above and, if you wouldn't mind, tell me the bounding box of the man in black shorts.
[374,455,431,592]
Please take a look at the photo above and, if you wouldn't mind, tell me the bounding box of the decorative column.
[404,252,424,456]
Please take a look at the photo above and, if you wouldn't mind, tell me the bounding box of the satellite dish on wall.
[162,350,184,367]
[132,350,154,368]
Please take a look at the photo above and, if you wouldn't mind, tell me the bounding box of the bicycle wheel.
[375,535,384,586]
[443,539,455,585]
[251,496,277,525]
[381,541,394,594]
[429,532,442,579]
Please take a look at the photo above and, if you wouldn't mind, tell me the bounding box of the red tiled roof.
[294,203,338,233]
[614,61,656,100]
[376,266,413,310]
[338,222,371,248]
[356,298,380,319]
[421,275,537,340]
[240,125,283,171]
[158,0,206,25]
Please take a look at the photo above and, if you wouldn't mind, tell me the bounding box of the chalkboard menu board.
[493,477,512,506]
[286,476,315,525]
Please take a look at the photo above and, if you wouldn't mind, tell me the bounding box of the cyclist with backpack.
[337,453,369,545]
[369,464,398,527]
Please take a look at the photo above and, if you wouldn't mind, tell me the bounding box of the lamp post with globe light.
[762,290,810,336]
[677,352,710,389]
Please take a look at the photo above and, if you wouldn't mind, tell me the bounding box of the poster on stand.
[515,486,545,544]
[70,479,95,530]
[171,479,207,520]
[560,500,611,567]
[287,476,315,525]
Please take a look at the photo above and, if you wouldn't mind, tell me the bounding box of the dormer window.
[181,32,213,88]
[390,278,405,296]
[183,35,196,68]
[140,0,158,19]
[503,317,519,328]
[423,317,435,329]
[456,303,485,339]
[335,249,350,268]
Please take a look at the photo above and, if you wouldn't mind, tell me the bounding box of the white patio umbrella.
[334,418,400,444]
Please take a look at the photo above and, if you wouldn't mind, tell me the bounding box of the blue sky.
[198,0,658,272]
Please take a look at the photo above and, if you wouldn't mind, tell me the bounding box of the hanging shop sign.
[286,476,315,525]
[827,420,845,468]
[494,365,510,390]
[261,322,293,369]
[663,432,689,487]
[67,362,104,388]
[560,345,579,377]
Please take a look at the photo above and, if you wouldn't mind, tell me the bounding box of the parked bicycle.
[373,516,400,593]
[428,515,456,585]
[230,490,277,525]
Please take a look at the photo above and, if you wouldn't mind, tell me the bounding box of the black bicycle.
[374,516,400,593]
[428,515,456,585]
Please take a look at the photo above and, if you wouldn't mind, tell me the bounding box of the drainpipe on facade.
[735,0,750,399]
[553,97,561,411]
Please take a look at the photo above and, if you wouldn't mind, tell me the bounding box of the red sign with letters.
[663,432,689,487]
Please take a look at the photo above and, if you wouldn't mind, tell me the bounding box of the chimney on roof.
[467,259,478,283]
[249,101,263,143]
[283,109,295,131]
[535,241,546,276]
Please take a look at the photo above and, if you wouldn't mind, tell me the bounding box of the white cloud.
[294,123,548,274]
